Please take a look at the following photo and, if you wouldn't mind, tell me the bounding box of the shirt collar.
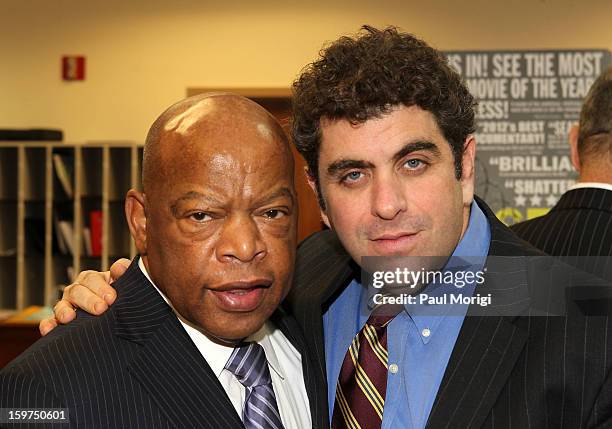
[137,259,284,380]
[248,323,285,380]
[450,199,491,260]
[419,200,490,341]
[568,182,612,192]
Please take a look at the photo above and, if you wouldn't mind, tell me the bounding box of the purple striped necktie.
[331,305,403,429]
[225,342,285,429]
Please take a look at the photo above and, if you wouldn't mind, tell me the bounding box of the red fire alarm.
[62,56,86,81]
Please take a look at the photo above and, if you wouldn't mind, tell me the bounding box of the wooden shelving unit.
[0,142,143,310]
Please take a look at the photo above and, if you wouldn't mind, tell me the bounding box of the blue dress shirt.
[323,201,491,429]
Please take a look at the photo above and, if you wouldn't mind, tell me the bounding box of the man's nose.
[370,174,408,220]
[215,214,267,263]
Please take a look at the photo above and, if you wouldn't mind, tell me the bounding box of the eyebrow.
[326,160,375,177]
[170,187,295,216]
[392,140,441,163]
[170,191,223,216]
[326,140,442,177]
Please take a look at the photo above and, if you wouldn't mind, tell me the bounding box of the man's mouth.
[369,232,421,254]
[210,279,272,312]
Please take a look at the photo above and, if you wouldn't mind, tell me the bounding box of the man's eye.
[189,212,211,222]
[341,171,364,183]
[404,159,425,169]
[263,209,285,219]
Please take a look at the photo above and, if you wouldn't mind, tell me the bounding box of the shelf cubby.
[0,142,143,310]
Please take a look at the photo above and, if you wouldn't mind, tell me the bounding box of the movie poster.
[445,50,611,224]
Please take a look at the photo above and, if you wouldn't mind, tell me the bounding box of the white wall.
[1,0,611,142]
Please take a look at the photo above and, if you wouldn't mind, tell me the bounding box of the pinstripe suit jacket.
[511,187,612,257]
[0,259,325,429]
[288,196,612,429]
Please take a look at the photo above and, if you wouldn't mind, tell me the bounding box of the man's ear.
[460,135,477,206]
[569,124,581,173]
[304,167,331,229]
[125,189,147,255]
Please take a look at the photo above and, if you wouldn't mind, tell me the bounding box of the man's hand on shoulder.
[38,258,131,336]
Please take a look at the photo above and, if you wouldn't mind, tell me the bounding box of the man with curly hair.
[41,26,612,429]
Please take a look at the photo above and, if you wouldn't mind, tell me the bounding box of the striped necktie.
[331,306,402,429]
[225,342,285,429]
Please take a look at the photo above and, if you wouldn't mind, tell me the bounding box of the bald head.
[142,93,293,192]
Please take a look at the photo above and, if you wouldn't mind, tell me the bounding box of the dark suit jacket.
[511,187,612,256]
[0,258,325,429]
[288,196,612,429]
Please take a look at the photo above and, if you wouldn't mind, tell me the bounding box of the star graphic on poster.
[515,195,527,206]
[530,195,542,206]
[546,194,558,207]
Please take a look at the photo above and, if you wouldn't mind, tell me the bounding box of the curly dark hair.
[292,25,476,208]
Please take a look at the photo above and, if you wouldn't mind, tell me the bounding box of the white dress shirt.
[568,182,612,192]
[138,259,312,428]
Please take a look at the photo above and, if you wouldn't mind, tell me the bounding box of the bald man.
[512,67,612,257]
[0,94,322,429]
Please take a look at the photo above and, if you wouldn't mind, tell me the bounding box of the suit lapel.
[299,260,354,378]
[290,231,355,425]
[112,259,244,429]
[426,198,538,428]
[425,257,531,429]
[298,260,353,427]
[271,306,327,429]
[127,315,244,429]
[425,314,527,429]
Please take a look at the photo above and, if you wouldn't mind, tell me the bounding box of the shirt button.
[389,364,399,374]
[422,328,431,338]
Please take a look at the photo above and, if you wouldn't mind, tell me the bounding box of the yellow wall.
[1,0,611,142]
